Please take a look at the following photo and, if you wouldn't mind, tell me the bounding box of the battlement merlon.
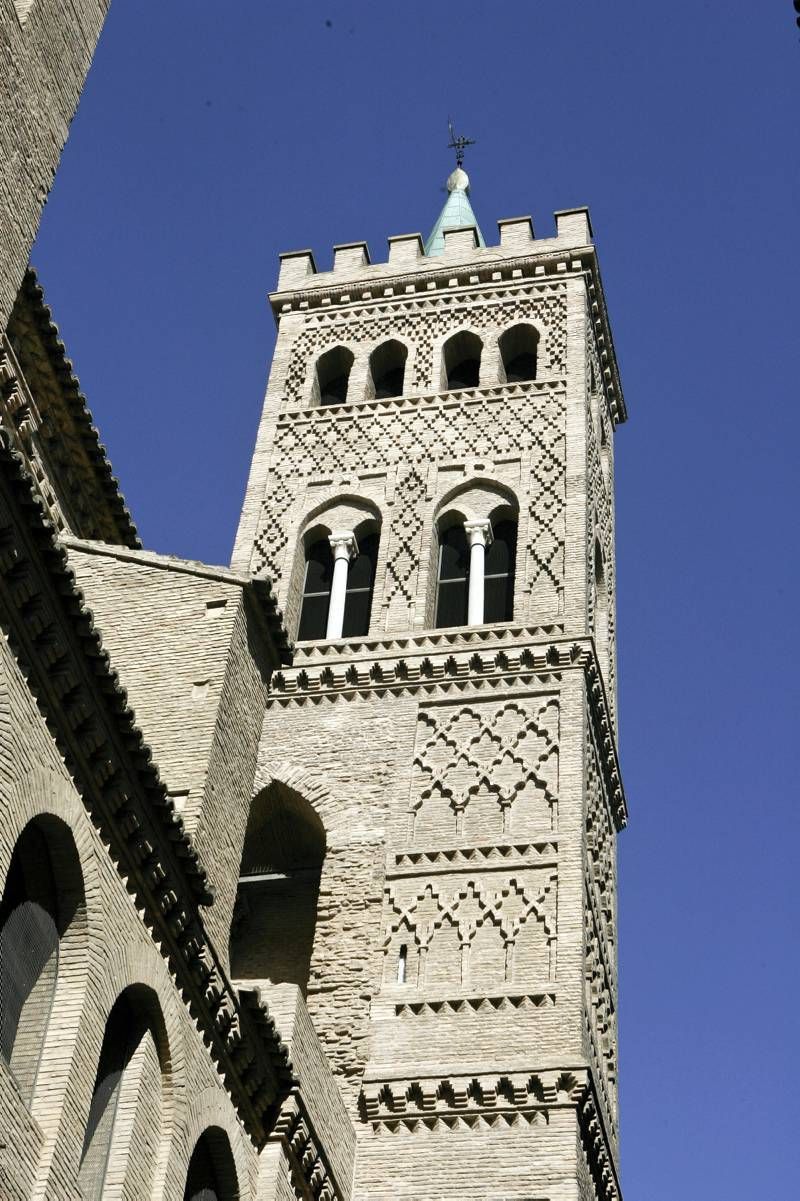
[269,205,627,425]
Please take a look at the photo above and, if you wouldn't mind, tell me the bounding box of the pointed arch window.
[298,527,378,641]
[443,331,482,390]
[0,822,61,1104]
[499,323,539,383]
[314,346,354,407]
[368,340,407,399]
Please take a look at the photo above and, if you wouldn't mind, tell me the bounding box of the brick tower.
[231,159,627,1201]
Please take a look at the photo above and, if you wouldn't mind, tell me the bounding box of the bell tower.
[232,157,627,1201]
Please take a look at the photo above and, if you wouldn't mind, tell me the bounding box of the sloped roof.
[425,167,486,256]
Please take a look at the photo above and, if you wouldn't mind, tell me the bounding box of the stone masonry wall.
[0,0,111,333]
[65,541,274,960]
[0,631,259,1200]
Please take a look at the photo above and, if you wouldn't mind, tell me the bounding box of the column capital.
[464,518,493,548]
[328,529,358,561]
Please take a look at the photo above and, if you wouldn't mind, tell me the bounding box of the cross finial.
[447,118,476,169]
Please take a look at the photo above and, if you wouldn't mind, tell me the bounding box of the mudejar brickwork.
[0,10,629,1198]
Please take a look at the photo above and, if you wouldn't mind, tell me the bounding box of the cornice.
[6,269,141,547]
[270,247,577,316]
[276,376,566,424]
[0,430,293,1140]
[358,1066,621,1198]
[270,1089,346,1201]
[271,632,626,830]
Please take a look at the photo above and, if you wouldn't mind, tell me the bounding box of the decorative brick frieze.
[270,1089,346,1201]
[2,270,140,547]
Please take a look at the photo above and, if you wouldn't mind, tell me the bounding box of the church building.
[0,9,627,1197]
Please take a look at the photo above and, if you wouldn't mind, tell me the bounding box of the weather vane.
[448,118,475,169]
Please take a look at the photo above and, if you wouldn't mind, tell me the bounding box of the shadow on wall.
[230,783,326,996]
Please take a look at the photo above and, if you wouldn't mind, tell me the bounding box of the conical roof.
[425,166,485,256]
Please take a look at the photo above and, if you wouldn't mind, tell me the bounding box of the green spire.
[425,166,485,256]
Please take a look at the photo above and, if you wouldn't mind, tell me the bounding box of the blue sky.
[32,3,799,1196]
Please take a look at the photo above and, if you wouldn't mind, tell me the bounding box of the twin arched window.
[298,527,379,641]
[435,513,517,628]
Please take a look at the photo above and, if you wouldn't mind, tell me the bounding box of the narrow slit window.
[397,944,408,984]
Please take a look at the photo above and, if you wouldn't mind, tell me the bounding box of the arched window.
[434,509,518,628]
[231,784,326,996]
[297,527,379,641]
[435,521,469,628]
[314,346,354,407]
[499,323,539,383]
[78,987,163,1201]
[443,331,482,390]
[368,340,407,399]
[1,821,62,1104]
[184,1128,238,1201]
[483,517,517,622]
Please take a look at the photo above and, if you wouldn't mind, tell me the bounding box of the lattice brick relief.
[583,715,618,1129]
[281,285,568,407]
[382,870,558,994]
[249,383,567,627]
[408,698,560,846]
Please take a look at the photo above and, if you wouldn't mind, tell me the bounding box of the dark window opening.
[184,1129,238,1201]
[443,332,482,391]
[435,523,469,628]
[79,992,152,1201]
[483,518,517,623]
[397,944,408,984]
[342,531,378,638]
[315,346,354,407]
[297,537,333,641]
[0,823,60,1104]
[369,340,407,399]
[499,324,539,383]
[231,785,326,997]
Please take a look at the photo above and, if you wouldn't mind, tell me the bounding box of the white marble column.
[326,530,358,639]
[464,519,493,626]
